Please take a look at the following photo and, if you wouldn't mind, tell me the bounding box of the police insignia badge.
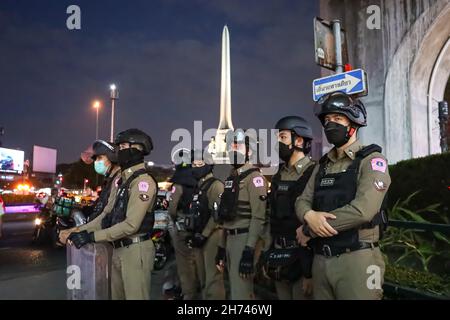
[253,177,264,188]
[371,158,387,173]
[373,179,387,191]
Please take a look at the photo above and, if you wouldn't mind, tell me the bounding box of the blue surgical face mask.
[94,160,110,176]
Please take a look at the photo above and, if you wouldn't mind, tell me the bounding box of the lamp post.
[110,84,119,142]
[93,100,101,140]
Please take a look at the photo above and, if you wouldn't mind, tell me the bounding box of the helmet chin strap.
[347,126,357,140]
[290,131,304,152]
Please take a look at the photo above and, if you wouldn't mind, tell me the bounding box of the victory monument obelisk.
[210,25,234,164]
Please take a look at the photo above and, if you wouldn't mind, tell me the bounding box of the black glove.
[68,230,95,249]
[215,246,226,267]
[239,246,255,278]
[303,224,312,237]
[191,233,208,248]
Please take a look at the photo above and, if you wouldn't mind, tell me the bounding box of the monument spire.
[211,25,235,162]
[218,25,234,130]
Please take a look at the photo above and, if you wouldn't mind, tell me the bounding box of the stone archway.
[384,2,450,163]
[424,38,450,154]
[411,5,450,157]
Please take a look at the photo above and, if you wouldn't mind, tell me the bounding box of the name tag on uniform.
[278,184,289,192]
[192,194,199,201]
[320,178,335,187]
[225,181,233,188]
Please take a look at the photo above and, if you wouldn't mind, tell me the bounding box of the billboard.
[33,145,57,174]
[0,147,25,174]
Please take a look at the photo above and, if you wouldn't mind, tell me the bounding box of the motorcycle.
[151,210,173,271]
[32,203,56,245]
[33,195,87,247]
[151,191,174,271]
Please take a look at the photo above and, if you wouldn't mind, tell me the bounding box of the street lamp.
[93,100,101,140]
[110,84,119,142]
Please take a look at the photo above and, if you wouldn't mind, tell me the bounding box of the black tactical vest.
[270,164,315,239]
[176,185,195,215]
[311,144,387,248]
[185,177,220,234]
[88,169,121,222]
[216,168,260,222]
[101,168,157,234]
[170,167,197,215]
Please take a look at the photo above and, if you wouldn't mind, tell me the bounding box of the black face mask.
[117,148,144,169]
[228,151,246,169]
[192,165,213,180]
[277,142,295,163]
[324,122,350,147]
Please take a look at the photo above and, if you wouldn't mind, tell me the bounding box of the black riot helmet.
[114,128,153,155]
[91,140,118,163]
[275,116,313,154]
[314,92,367,127]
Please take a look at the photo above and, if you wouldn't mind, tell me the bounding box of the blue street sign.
[312,69,367,101]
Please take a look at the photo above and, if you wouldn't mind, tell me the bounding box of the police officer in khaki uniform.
[185,149,225,300]
[68,129,157,300]
[265,116,315,300]
[215,129,268,300]
[295,92,390,300]
[167,152,200,299]
[59,140,121,242]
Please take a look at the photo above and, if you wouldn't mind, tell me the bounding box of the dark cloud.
[0,0,320,165]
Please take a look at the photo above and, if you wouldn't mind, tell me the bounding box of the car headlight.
[34,218,42,226]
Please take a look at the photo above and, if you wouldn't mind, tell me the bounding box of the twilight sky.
[0,0,321,165]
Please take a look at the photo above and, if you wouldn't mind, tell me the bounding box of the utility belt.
[274,236,299,249]
[260,244,311,283]
[225,227,249,236]
[111,234,151,249]
[314,241,379,258]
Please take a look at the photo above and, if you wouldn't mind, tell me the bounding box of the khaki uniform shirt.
[295,140,391,242]
[196,172,224,238]
[91,163,157,242]
[222,163,269,248]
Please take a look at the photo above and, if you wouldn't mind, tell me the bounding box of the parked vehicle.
[151,190,173,270]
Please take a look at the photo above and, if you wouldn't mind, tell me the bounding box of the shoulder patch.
[252,176,265,188]
[138,181,149,192]
[171,185,176,193]
[114,178,120,188]
[370,157,387,173]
